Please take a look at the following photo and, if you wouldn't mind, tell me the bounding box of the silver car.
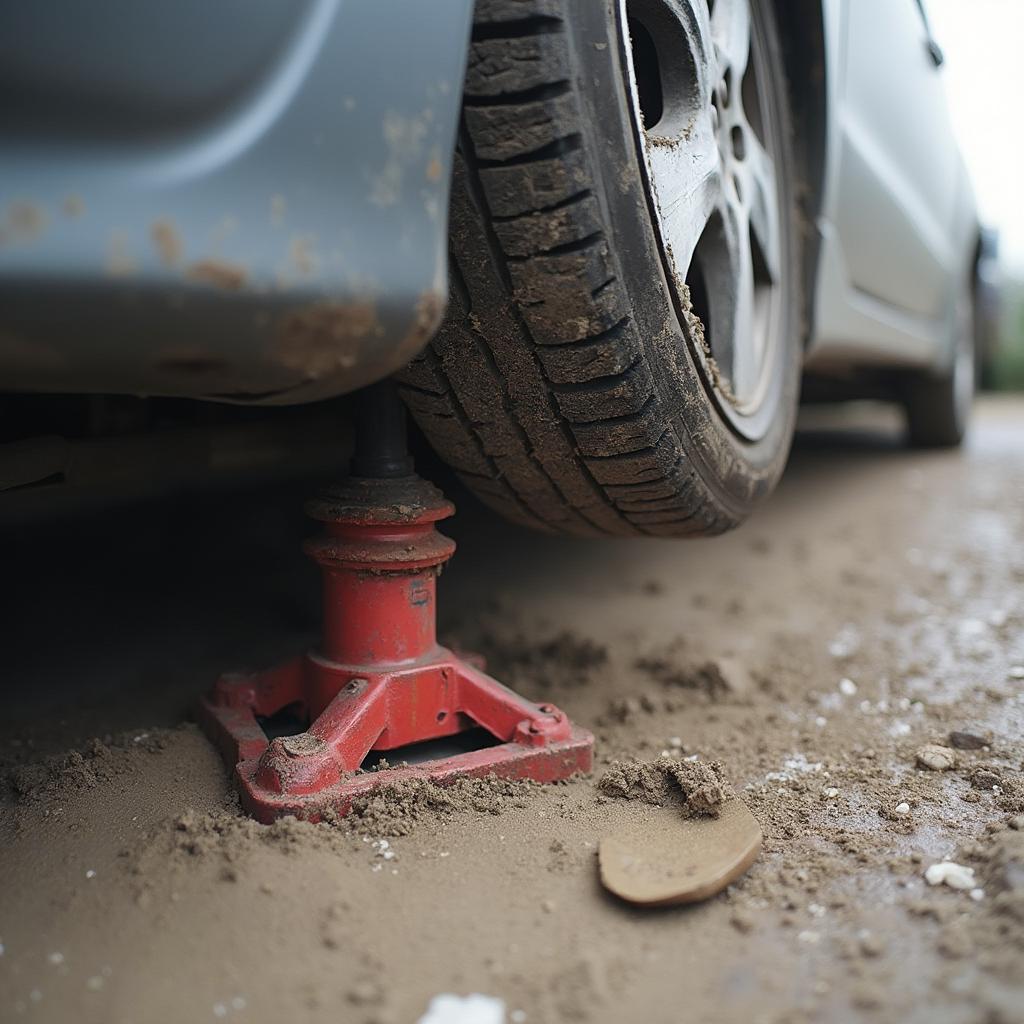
[0,0,978,534]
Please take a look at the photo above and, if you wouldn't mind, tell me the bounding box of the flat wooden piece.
[599,798,762,906]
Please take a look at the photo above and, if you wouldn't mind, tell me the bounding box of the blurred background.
[929,0,1024,390]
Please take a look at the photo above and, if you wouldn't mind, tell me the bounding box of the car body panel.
[806,0,977,374]
[0,0,473,403]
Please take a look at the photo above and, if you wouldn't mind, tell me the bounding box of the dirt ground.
[2,396,1023,1024]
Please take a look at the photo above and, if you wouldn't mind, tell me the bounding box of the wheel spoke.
[725,196,758,400]
[736,126,780,284]
[711,0,751,81]
[642,111,721,275]
[697,194,755,400]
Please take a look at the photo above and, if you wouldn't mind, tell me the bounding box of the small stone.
[823,787,839,800]
[839,678,858,696]
[730,910,754,933]
[969,888,985,902]
[894,802,911,816]
[915,744,957,771]
[858,932,884,957]
[1009,665,1024,680]
[949,731,987,750]
[924,861,976,891]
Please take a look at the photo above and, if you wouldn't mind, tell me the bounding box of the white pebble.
[828,625,860,660]
[418,993,507,1024]
[814,716,827,728]
[668,736,683,748]
[511,1013,527,1024]
[839,678,857,696]
[822,787,839,799]
[970,888,985,902]
[85,870,96,879]
[924,861,976,891]
[1009,665,1024,680]
[797,930,820,944]
[894,802,911,816]
[47,952,64,966]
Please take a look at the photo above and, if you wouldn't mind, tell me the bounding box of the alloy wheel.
[620,0,787,441]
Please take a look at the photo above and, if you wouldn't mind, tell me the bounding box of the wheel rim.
[619,0,786,442]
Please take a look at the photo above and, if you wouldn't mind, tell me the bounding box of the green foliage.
[987,275,1024,391]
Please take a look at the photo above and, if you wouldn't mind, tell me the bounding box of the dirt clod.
[597,756,733,817]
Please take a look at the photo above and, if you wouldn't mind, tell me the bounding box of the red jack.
[197,384,593,822]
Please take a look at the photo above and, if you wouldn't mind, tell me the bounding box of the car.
[1,0,979,534]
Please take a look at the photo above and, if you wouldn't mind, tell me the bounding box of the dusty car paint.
[0,0,473,403]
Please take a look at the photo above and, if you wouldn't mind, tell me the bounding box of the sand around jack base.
[347,775,536,837]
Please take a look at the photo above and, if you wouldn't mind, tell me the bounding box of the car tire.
[903,286,975,448]
[399,0,803,536]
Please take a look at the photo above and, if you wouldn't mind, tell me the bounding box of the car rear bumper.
[0,0,472,403]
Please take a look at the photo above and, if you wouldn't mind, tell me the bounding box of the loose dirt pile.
[347,775,535,837]
[597,755,733,816]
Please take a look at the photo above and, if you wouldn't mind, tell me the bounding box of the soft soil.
[2,397,1023,1024]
